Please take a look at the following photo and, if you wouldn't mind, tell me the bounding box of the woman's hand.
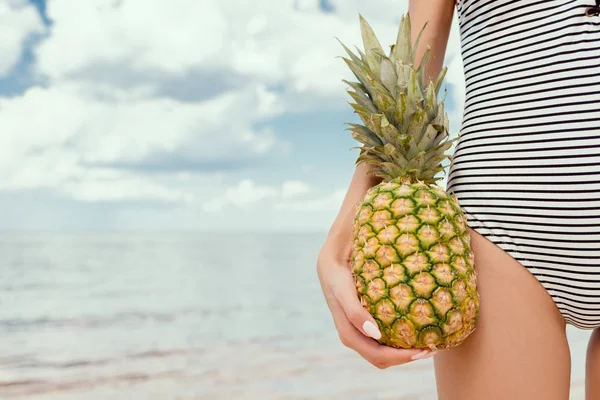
[317,241,437,369]
[313,0,454,370]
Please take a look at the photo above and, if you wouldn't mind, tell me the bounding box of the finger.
[334,309,431,368]
[330,266,381,340]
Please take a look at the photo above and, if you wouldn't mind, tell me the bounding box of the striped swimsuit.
[446,0,600,329]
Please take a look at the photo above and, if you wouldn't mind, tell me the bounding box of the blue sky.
[0,0,465,232]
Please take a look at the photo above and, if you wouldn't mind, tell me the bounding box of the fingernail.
[362,321,381,340]
[420,351,438,360]
[410,350,430,360]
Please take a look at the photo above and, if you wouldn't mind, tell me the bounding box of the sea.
[0,232,592,399]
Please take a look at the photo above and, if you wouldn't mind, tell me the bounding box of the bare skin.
[408,1,573,398]
[318,0,574,396]
[434,228,571,399]
[317,162,436,368]
[586,329,600,399]
[316,3,458,369]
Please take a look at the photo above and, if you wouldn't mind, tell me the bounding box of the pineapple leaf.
[355,46,368,63]
[431,129,448,147]
[382,143,398,158]
[407,135,421,157]
[433,100,445,128]
[381,161,403,177]
[355,153,380,167]
[389,146,409,165]
[357,151,385,169]
[425,141,454,162]
[447,153,458,169]
[344,56,394,103]
[396,133,412,153]
[416,46,431,89]
[372,88,397,122]
[443,110,450,133]
[395,59,407,88]
[419,167,441,182]
[406,168,420,178]
[407,108,428,145]
[364,144,387,159]
[409,150,427,173]
[417,124,440,150]
[342,79,369,96]
[336,37,363,64]
[394,91,408,130]
[365,49,381,80]
[434,66,448,97]
[426,153,452,168]
[378,172,395,181]
[341,57,375,96]
[395,13,412,65]
[408,67,424,105]
[376,113,400,144]
[431,123,444,133]
[350,104,382,134]
[359,14,386,70]
[345,123,384,146]
[412,19,429,66]
[347,89,378,113]
[431,130,456,149]
[372,48,398,95]
[423,79,438,120]
[342,12,456,185]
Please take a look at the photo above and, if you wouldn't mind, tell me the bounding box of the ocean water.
[0,232,592,399]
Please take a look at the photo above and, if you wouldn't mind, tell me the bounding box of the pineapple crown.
[337,13,458,185]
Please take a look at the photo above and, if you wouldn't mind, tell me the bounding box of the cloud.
[0,0,44,77]
[275,188,346,211]
[203,178,345,214]
[32,0,410,108]
[35,0,226,82]
[203,179,320,212]
[61,169,194,203]
[281,180,312,199]
[0,80,289,199]
[202,179,279,212]
[0,0,466,231]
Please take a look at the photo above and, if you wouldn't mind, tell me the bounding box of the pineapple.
[338,13,479,350]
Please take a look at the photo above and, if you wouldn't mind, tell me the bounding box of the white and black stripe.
[446,0,600,329]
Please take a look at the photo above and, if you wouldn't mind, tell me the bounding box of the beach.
[0,232,592,399]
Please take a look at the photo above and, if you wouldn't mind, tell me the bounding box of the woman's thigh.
[433,227,571,400]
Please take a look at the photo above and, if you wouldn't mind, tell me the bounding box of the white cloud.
[0,0,44,76]
[0,81,287,200]
[275,188,346,211]
[323,0,408,20]
[35,0,226,79]
[61,169,193,203]
[281,180,312,199]
[33,0,418,108]
[202,179,279,212]
[0,0,466,231]
[203,179,343,214]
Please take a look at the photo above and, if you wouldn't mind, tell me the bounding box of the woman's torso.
[448,0,600,188]
[445,0,600,329]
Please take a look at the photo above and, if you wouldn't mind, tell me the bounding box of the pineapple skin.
[351,177,480,350]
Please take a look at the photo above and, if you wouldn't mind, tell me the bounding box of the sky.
[0,0,466,232]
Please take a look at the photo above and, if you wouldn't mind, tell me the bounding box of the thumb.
[332,267,382,340]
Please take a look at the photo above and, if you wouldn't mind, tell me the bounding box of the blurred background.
[0,0,592,398]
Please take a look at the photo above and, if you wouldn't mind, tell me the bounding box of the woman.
[317,0,600,398]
